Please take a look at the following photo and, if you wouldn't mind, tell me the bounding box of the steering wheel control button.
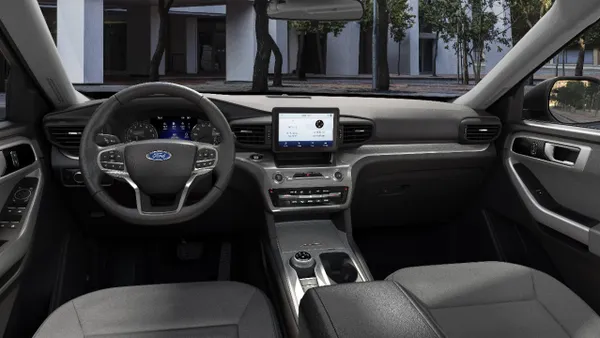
[99,149,126,172]
[250,153,263,161]
[95,134,120,146]
[333,171,344,181]
[273,173,284,183]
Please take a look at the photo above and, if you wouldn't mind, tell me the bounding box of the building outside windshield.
[1,0,599,101]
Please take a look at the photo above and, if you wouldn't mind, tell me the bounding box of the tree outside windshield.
[34,0,600,97]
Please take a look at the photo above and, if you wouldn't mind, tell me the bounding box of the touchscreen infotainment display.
[273,108,339,152]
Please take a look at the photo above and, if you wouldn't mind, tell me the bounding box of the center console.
[269,218,372,319]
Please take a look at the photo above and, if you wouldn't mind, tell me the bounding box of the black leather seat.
[34,281,281,338]
[387,262,600,338]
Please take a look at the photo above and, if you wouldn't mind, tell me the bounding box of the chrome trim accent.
[509,133,591,172]
[58,149,79,160]
[523,119,600,138]
[236,143,490,213]
[96,139,218,216]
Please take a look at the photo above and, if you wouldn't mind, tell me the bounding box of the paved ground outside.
[2,66,599,108]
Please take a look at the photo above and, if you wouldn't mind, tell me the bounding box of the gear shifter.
[290,251,316,278]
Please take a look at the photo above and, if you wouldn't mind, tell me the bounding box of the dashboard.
[42,94,500,214]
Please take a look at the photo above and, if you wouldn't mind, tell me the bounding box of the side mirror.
[524,77,600,125]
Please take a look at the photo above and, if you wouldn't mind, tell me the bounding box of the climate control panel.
[269,186,349,207]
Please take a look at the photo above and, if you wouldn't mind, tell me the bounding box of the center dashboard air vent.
[459,117,502,144]
[47,125,85,149]
[340,124,373,145]
[232,124,272,147]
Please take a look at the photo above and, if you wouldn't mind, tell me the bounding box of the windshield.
[37,0,593,98]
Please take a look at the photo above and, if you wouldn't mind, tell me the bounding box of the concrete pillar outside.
[126,6,165,77]
[186,17,198,74]
[388,38,401,74]
[326,22,360,76]
[269,20,289,74]
[57,0,104,83]
[150,6,166,75]
[226,0,255,81]
[288,27,299,74]
[398,0,420,75]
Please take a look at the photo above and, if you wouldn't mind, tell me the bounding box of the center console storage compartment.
[299,281,445,338]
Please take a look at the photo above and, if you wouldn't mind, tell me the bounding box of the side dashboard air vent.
[340,124,373,145]
[232,125,271,146]
[459,117,502,144]
[47,125,85,148]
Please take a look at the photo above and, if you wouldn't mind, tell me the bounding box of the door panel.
[506,122,600,249]
[0,129,44,336]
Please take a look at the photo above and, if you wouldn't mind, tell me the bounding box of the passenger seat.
[387,262,600,338]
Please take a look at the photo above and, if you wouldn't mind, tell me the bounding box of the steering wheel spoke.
[192,142,219,177]
[97,144,130,180]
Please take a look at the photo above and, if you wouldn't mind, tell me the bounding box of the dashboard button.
[250,153,263,161]
[333,171,343,181]
[273,173,284,183]
[73,171,84,184]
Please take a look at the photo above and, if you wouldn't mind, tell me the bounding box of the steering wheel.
[79,82,235,225]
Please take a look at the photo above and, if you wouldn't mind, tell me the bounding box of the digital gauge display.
[152,116,194,140]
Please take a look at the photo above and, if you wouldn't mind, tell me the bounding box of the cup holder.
[320,252,358,284]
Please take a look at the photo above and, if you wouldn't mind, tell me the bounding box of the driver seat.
[33,281,281,338]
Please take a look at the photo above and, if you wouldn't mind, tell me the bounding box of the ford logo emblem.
[146,150,172,162]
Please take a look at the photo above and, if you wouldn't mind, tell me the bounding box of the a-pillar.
[57,0,104,83]
[226,0,255,81]
[126,6,165,77]
[186,17,198,74]
[326,22,360,75]
[269,20,288,74]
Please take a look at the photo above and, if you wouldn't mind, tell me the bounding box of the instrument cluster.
[124,116,221,145]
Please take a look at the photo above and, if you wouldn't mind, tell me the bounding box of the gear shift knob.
[290,251,316,276]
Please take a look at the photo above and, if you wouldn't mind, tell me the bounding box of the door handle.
[544,142,580,166]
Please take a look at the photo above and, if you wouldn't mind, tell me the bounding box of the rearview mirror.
[267,0,364,21]
[549,79,600,123]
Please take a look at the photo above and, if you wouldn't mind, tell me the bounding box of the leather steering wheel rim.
[79,82,235,225]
